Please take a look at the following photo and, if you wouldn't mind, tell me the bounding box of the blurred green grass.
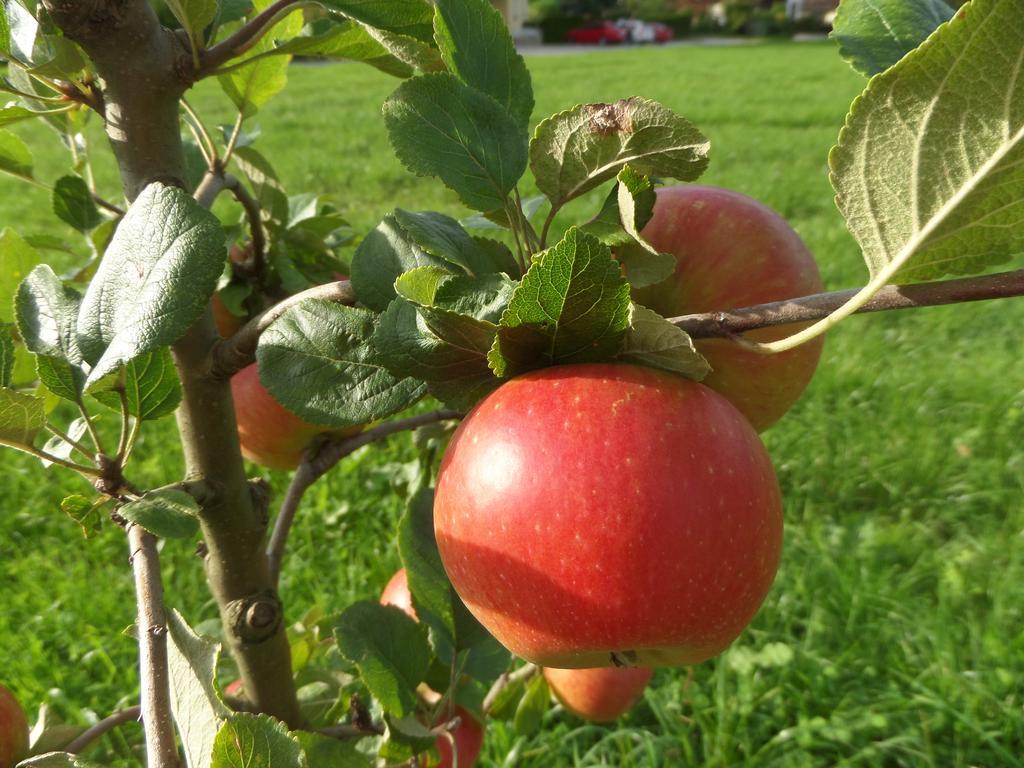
[1,40,1022,767]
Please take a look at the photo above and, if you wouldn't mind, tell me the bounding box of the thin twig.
[672,267,1024,341]
[0,439,101,476]
[483,664,539,714]
[77,403,107,457]
[199,0,308,76]
[92,193,124,216]
[318,721,385,739]
[208,280,358,380]
[222,112,245,167]
[43,424,95,463]
[223,174,266,278]
[180,97,219,167]
[66,706,143,754]
[127,525,179,768]
[193,169,228,209]
[266,410,461,585]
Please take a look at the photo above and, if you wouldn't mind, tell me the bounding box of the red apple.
[543,666,652,722]
[633,185,825,432]
[380,568,417,621]
[0,684,29,768]
[212,292,245,338]
[434,363,782,669]
[231,364,361,470]
[434,707,484,768]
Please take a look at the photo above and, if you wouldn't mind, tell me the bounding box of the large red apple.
[231,364,361,470]
[0,684,29,768]
[543,666,652,723]
[633,186,824,432]
[434,363,782,669]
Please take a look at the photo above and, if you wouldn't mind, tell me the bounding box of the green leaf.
[382,715,435,758]
[487,673,527,720]
[88,349,182,422]
[620,304,710,379]
[165,0,219,48]
[219,56,290,120]
[16,754,105,768]
[210,714,304,768]
[489,228,631,377]
[232,147,290,227]
[398,485,457,652]
[120,489,200,540]
[0,105,42,127]
[263,19,413,78]
[374,299,500,411]
[376,271,513,409]
[319,0,435,43]
[0,128,33,181]
[0,324,14,387]
[514,674,550,736]
[218,0,304,118]
[350,214,449,312]
[530,98,709,210]
[27,703,90,756]
[257,300,425,428]
[167,609,230,768]
[52,176,102,233]
[16,265,83,363]
[0,387,45,445]
[293,732,371,768]
[333,601,432,717]
[0,229,42,324]
[383,72,528,212]
[361,25,445,73]
[582,166,656,247]
[77,183,224,383]
[832,0,954,77]
[393,209,504,277]
[40,417,88,468]
[433,0,533,130]
[615,241,677,289]
[830,0,1024,283]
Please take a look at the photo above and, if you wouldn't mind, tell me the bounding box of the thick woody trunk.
[46,0,301,729]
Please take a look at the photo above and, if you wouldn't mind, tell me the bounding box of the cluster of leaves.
[255,0,715,429]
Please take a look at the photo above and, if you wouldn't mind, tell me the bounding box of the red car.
[567,21,627,45]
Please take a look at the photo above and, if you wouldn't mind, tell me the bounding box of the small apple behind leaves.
[379,569,485,768]
[435,708,484,768]
[543,666,652,723]
[0,684,29,768]
[434,363,783,669]
[231,364,361,470]
[634,185,825,432]
[379,568,417,621]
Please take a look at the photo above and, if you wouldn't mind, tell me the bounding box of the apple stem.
[266,410,462,586]
[672,267,1024,349]
[66,705,143,755]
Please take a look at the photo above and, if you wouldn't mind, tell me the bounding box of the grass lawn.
[2,39,1023,767]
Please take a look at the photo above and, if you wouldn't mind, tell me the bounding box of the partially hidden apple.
[380,568,417,621]
[543,666,652,723]
[231,364,361,470]
[434,363,783,669]
[633,185,825,432]
[0,684,29,768]
[435,707,484,768]
[378,570,484,768]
